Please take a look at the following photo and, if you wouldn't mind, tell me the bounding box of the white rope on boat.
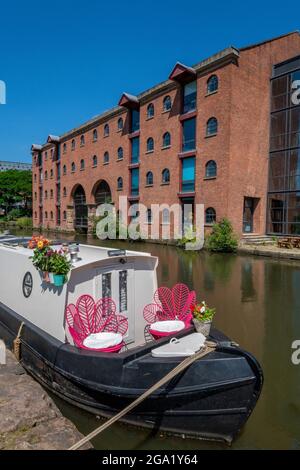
[69,340,217,450]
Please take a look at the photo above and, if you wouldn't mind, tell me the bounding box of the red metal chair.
[143,283,196,339]
[66,294,128,352]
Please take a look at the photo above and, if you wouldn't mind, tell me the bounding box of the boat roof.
[0,236,156,270]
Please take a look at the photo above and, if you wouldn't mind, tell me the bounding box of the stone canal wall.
[0,347,90,450]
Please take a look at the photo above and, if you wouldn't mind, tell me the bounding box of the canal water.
[14,231,300,449]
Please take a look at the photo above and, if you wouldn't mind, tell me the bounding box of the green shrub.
[16,217,33,229]
[207,218,238,253]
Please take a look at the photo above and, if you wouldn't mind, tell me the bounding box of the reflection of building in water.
[241,260,257,302]
[261,260,300,447]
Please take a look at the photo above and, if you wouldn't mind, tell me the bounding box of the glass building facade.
[267,56,300,235]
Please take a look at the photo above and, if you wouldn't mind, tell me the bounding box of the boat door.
[95,264,135,344]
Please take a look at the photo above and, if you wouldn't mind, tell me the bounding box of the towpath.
[0,348,91,450]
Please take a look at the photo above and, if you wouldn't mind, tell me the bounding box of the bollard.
[0,339,6,365]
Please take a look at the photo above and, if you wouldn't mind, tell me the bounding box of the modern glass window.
[147,137,154,152]
[63,164,67,175]
[71,139,75,150]
[206,117,218,136]
[268,63,300,235]
[207,75,218,94]
[181,156,195,192]
[92,155,97,167]
[205,207,216,224]
[131,168,139,196]
[162,168,170,184]
[93,129,98,141]
[183,81,197,113]
[118,117,123,131]
[131,109,140,132]
[104,123,109,136]
[131,137,140,164]
[104,151,109,164]
[71,162,75,172]
[63,143,67,153]
[117,147,123,160]
[163,95,172,112]
[147,103,154,119]
[146,171,153,185]
[162,132,171,148]
[205,160,217,178]
[146,208,152,224]
[80,135,85,146]
[182,118,196,151]
[117,177,123,190]
[80,159,85,170]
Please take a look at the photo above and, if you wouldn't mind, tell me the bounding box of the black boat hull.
[0,301,263,444]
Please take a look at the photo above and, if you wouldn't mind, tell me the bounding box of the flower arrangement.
[28,236,52,272]
[191,301,216,322]
[191,301,216,336]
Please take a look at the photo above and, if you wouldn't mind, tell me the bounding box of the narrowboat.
[0,235,263,444]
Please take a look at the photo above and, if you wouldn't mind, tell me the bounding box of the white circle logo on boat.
[23,272,33,298]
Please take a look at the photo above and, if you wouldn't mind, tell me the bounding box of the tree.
[207,218,238,252]
[0,170,32,215]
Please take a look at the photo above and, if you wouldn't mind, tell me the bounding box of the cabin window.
[119,270,128,312]
[102,273,112,298]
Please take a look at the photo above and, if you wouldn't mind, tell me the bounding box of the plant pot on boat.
[47,250,71,286]
[191,301,215,336]
[28,236,71,286]
[28,236,52,280]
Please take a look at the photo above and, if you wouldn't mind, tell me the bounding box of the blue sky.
[0,0,298,163]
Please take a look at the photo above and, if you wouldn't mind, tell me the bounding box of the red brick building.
[32,32,300,239]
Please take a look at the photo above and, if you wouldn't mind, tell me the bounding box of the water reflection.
[15,231,300,449]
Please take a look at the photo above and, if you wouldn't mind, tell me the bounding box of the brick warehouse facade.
[32,32,300,239]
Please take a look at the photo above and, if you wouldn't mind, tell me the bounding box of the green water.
[14,231,300,449]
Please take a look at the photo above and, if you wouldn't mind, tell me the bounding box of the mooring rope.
[69,340,217,450]
[13,322,25,361]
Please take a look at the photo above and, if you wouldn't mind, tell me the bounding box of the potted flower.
[191,301,215,336]
[50,250,72,287]
[29,236,52,281]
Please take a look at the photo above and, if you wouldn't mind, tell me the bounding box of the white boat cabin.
[0,236,158,349]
